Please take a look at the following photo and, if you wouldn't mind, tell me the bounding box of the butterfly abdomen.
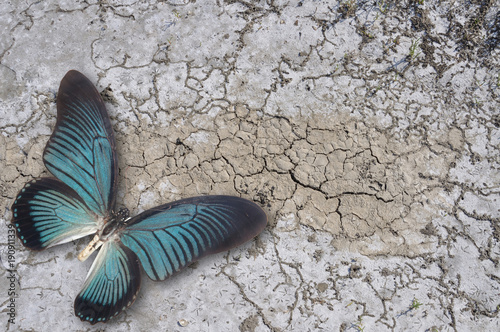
[12,70,267,325]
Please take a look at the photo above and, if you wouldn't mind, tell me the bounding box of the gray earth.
[1,0,499,331]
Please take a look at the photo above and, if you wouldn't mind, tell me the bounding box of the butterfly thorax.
[100,207,130,240]
[77,207,130,262]
[114,207,130,224]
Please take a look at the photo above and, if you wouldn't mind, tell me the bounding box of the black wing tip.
[62,70,89,84]
[66,69,84,76]
[74,281,141,325]
[10,220,45,251]
[58,70,102,103]
[243,197,268,229]
[59,70,93,94]
[196,195,268,251]
[215,195,268,227]
[226,196,268,245]
[11,178,53,251]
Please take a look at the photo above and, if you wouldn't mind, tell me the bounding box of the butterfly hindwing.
[43,70,118,217]
[120,196,267,281]
[74,240,141,324]
[11,177,99,250]
[11,70,268,325]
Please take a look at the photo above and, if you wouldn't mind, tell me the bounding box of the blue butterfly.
[11,70,267,324]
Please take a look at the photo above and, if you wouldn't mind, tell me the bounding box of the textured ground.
[1,0,499,331]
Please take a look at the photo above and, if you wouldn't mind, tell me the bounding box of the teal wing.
[120,196,267,281]
[74,240,141,324]
[43,70,118,217]
[11,178,99,250]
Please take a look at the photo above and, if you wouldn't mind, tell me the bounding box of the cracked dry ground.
[1,0,500,331]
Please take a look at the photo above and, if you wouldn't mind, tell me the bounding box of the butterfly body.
[11,70,267,324]
[100,208,129,239]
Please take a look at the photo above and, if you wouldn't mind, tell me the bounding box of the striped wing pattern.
[43,70,117,217]
[11,178,98,250]
[11,70,268,325]
[75,240,141,324]
[120,196,267,281]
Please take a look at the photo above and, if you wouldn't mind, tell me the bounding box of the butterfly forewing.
[43,70,118,217]
[11,178,99,250]
[11,70,268,325]
[120,196,267,281]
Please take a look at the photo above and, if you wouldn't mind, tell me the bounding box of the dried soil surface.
[1,1,499,331]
